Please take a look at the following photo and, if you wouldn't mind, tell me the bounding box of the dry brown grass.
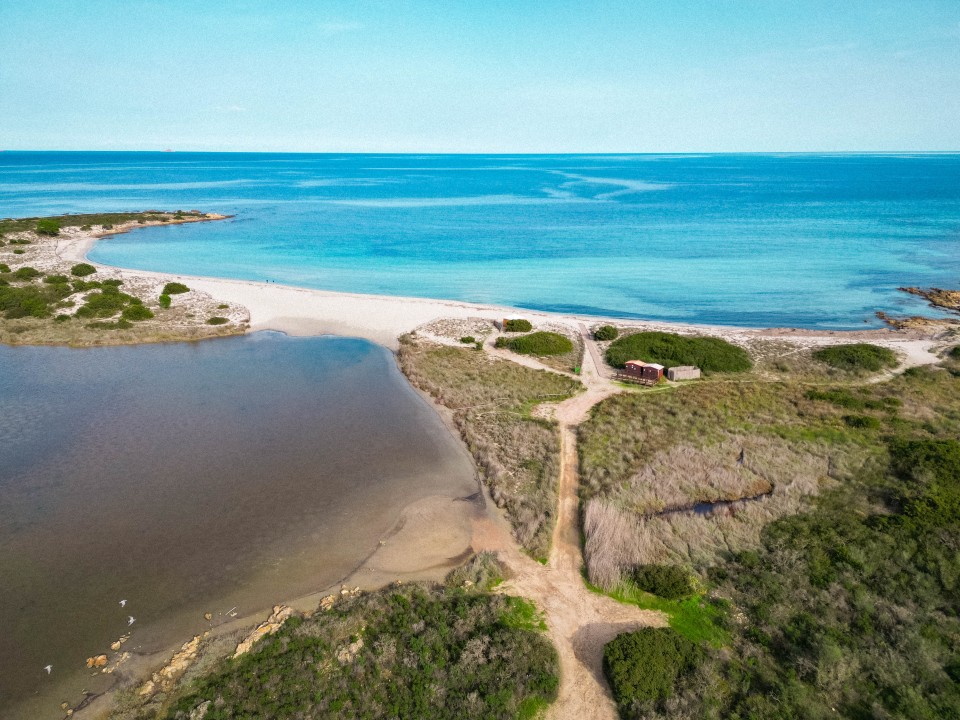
[583,437,836,588]
[398,335,582,559]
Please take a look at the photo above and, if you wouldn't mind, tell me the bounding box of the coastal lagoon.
[0,333,478,718]
[2,152,959,328]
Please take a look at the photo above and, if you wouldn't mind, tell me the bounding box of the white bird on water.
[43,665,52,675]
[119,599,127,608]
[128,616,136,626]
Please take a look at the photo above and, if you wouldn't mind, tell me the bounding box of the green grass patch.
[606,331,752,373]
[500,596,548,631]
[812,343,898,372]
[206,316,228,325]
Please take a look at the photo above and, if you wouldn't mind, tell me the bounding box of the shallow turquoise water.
[2,152,958,327]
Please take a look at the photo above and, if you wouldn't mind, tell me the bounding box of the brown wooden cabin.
[616,360,664,385]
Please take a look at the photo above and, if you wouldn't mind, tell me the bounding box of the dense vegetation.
[594,324,619,341]
[606,331,752,373]
[71,262,97,277]
[163,282,190,295]
[503,318,532,332]
[0,210,206,236]
[630,565,696,601]
[162,565,558,720]
[604,629,703,715]
[497,331,573,356]
[399,336,581,558]
[35,218,60,236]
[586,357,960,718]
[812,342,898,372]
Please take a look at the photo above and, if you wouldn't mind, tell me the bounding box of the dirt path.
[472,324,664,720]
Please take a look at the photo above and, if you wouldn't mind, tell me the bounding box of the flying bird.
[128,616,136,626]
[43,665,52,674]
[119,599,127,608]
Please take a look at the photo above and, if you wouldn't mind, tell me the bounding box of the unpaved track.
[473,324,665,720]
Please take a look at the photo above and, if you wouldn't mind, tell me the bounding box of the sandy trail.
[472,324,661,720]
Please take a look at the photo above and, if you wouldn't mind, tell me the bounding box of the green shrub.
[80,224,91,231]
[35,219,60,236]
[495,336,510,348]
[507,331,574,356]
[162,282,190,295]
[603,628,703,711]
[158,294,171,309]
[460,336,476,344]
[75,291,129,318]
[43,274,70,285]
[503,318,532,332]
[206,316,228,325]
[949,346,960,360]
[101,278,123,287]
[812,343,897,372]
[121,304,154,321]
[843,414,881,429]
[594,325,619,341]
[13,266,41,281]
[70,263,97,277]
[53,314,71,323]
[217,303,229,309]
[631,565,696,600]
[101,223,113,230]
[12,249,25,255]
[606,331,752,373]
[0,263,9,273]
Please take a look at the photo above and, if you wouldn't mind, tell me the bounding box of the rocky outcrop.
[139,634,203,696]
[233,605,293,658]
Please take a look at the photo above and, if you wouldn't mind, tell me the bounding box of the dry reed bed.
[398,335,582,559]
[578,380,881,588]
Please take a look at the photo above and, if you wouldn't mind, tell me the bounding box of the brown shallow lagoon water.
[0,332,479,718]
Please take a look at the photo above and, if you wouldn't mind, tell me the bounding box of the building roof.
[647,363,665,370]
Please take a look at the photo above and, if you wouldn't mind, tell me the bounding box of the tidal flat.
[0,332,479,719]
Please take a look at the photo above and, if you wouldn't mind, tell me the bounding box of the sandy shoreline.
[60,224,944,362]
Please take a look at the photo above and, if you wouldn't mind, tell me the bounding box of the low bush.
[12,249,25,255]
[35,219,60,236]
[460,335,476,344]
[843,414,881,429]
[217,303,229,309]
[503,318,532,332]
[86,319,133,330]
[631,565,696,600]
[43,274,70,285]
[594,325,619,341]
[121,304,154,321]
[70,263,97,277]
[812,343,897,372]
[606,331,752,373]
[162,282,190,295]
[53,314,71,323]
[101,278,123,287]
[75,290,134,318]
[158,294,171,308]
[13,266,42,281]
[0,263,9,273]
[206,316,228,325]
[949,346,960,360]
[506,331,574,356]
[603,628,703,712]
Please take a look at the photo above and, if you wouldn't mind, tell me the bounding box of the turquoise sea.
[1,152,958,328]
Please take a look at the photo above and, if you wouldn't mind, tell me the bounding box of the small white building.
[667,365,701,381]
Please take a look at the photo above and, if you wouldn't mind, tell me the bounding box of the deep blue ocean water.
[1,151,958,328]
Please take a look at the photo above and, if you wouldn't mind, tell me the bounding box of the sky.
[1,1,959,152]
